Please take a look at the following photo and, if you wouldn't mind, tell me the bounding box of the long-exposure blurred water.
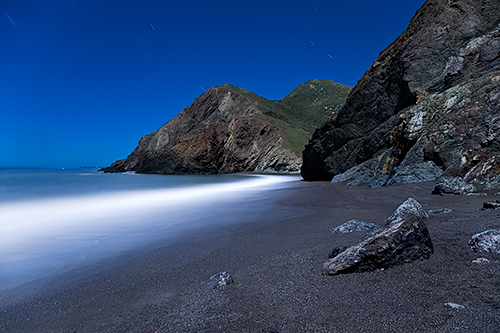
[0,168,299,290]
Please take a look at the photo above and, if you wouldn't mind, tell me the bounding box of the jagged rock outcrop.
[323,198,433,275]
[302,0,500,187]
[102,80,351,175]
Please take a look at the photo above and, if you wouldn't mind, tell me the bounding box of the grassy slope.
[222,79,352,155]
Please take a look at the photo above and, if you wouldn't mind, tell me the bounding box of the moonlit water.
[0,169,299,290]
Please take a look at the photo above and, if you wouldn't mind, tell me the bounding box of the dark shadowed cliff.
[302,0,500,186]
[102,80,351,175]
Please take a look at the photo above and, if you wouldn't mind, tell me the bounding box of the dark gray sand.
[1,181,499,332]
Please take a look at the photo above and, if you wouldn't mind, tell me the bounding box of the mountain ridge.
[102,79,351,175]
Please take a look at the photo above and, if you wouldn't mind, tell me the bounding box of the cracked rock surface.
[302,0,500,187]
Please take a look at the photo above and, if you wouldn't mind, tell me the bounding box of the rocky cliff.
[102,80,351,175]
[302,0,500,187]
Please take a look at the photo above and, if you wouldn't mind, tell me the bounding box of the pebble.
[444,302,465,309]
[208,271,233,290]
[472,258,490,264]
[427,208,452,214]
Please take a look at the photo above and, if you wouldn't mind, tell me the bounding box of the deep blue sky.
[1,0,426,169]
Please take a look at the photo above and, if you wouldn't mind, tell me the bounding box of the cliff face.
[103,80,351,175]
[302,0,500,186]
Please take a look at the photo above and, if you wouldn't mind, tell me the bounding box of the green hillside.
[221,79,351,155]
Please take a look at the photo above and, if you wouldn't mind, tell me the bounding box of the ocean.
[0,168,300,290]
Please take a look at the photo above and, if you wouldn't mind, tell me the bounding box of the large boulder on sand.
[323,198,433,275]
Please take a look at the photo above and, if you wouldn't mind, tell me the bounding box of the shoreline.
[0,172,300,291]
[1,180,499,332]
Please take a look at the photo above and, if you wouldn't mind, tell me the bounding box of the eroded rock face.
[103,82,339,174]
[323,198,433,275]
[103,80,351,175]
[302,0,500,186]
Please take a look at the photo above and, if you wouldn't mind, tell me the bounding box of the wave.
[0,174,298,289]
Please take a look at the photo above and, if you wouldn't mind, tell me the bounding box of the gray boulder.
[330,157,442,189]
[469,230,500,253]
[432,177,477,195]
[323,198,433,275]
[483,200,500,209]
[331,157,381,187]
[386,161,443,187]
[330,219,381,234]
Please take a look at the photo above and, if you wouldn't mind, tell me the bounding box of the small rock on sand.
[444,302,465,309]
[469,229,500,253]
[208,271,234,290]
[472,258,490,264]
[482,200,500,209]
[427,208,452,214]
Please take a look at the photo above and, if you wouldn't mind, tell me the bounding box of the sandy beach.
[1,180,499,332]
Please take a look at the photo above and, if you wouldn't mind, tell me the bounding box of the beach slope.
[1,181,499,332]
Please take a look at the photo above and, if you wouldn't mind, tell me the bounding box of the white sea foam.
[0,173,298,289]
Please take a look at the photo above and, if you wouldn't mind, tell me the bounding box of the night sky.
[2,0,426,169]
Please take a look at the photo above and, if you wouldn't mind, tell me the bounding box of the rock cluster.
[302,0,500,188]
[323,198,433,275]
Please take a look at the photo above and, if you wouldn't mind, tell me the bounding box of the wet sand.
[1,180,499,332]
